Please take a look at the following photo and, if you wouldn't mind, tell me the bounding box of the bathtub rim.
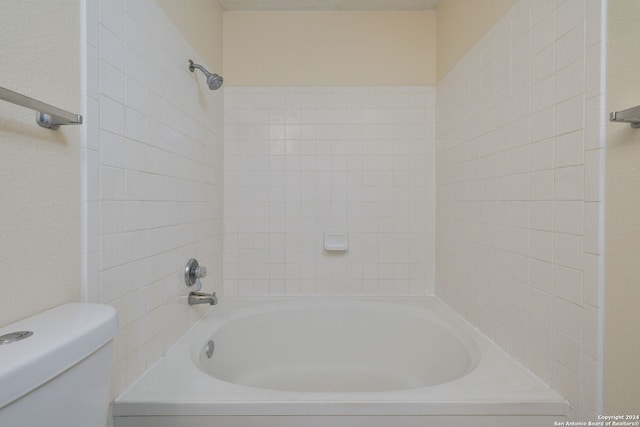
[113,296,568,418]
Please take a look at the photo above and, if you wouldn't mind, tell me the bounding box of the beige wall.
[436,0,517,80]
[223,11,436,86]
[162,0,514,85]
[155,0,224,71]
[605,0,640,413]
[0,0,81,327]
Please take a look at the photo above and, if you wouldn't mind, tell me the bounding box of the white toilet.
[0,303,117,427]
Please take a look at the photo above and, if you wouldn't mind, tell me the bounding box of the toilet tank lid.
[0,303,117,409]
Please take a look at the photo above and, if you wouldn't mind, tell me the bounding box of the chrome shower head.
[188,59,223,90]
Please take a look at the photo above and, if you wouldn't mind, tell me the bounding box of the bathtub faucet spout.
[188,291,218,306]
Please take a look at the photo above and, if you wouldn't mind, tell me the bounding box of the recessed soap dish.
[324,232,349,251]
[0,331,33,345]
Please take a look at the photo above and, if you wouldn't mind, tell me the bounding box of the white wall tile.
[100,130,126,168]
[554,264,583,305]
[556,23,585,72]
[99,0,125,36]
[555,95,585,136]
[556,59,585,104]
[556,0,584,38]
[554,201,584,235]
[553,330,581,375]
[124,14,145,55]
[555,165,585,200]
[555,131,584,167]
[99,24,125,71]
[530,109,555,145]
[100,95,125,135]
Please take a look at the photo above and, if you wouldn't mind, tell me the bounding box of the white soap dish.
[324,232,349,251]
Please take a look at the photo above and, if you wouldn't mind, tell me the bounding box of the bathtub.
[114,297,568,427]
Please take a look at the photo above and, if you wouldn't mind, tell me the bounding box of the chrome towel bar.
[610,104,640,128]
[0,86,82,130]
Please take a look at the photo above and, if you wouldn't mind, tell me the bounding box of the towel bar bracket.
[610,105,640,129]
[36,112,83,130]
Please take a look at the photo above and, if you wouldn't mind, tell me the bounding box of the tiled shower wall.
[224,87,435,296]
[436,0,604,419]
[82,0,224,398]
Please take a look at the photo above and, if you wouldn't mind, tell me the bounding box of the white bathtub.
[114,297,568,427]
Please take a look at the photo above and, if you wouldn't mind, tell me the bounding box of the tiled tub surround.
[224,87,435,296]
[436,0,605,420]
[82,0,224,398]
[77,0,607,421]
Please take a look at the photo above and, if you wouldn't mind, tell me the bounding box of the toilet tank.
[0,303,117,427]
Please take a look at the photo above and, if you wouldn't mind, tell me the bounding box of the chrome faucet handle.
[185,258,207,288]
[196,266,207,278]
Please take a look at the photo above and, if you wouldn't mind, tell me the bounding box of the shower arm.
[188,60,206,74]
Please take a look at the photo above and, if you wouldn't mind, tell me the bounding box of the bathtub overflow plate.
[206,340,214,358]
[0,331,33,345]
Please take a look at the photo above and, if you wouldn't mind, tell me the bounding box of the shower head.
[188,59,223,90]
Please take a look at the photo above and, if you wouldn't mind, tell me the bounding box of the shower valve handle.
[196,266,207,278]
[185,258,207,288]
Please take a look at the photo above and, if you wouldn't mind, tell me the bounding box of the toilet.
[0,303,117,427]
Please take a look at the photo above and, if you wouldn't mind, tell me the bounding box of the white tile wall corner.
[435,0,605,420]
[81,0,224,398]
[224,87,435,296]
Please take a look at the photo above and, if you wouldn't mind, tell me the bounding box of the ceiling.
[219,0,441,11]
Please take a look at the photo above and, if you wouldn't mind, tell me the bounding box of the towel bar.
[0,86,82,130]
